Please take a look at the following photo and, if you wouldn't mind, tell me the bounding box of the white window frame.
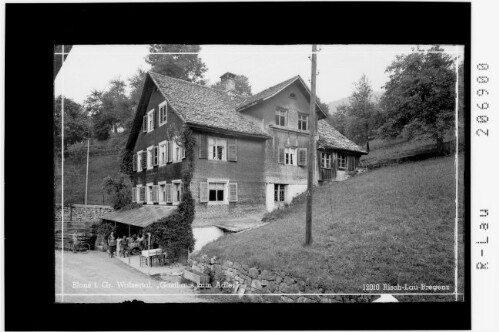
[275,107,287,127]
[274,184,286,202]
[298,114,308,131]
[146,182,154,204]
[172,179,182,205]
[158,180,167,205]
[147,109,154,132]
[147,146,154,170]
[338,154,347,169]
[208,137,227,161]
[158,101,167,126]
[137,151,143,172]
[321,153,332,169]
[158,141,167,166]
[207,178,229,205]
[284,147,297,166]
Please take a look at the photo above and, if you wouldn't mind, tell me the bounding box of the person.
[116,236,122,257]
[121,236,129,257]
[108,232,117,258]
[72,232,79,253]
[137,233,144,250]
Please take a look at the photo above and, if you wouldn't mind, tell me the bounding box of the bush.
[96,222,116,246]
[101,174,132,210]
[144,191,195,261]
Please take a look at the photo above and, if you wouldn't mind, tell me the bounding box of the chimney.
[220,72,236,93]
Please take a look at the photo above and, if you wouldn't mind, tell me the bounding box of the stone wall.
[189,255,376,303]
[55,204,113,222]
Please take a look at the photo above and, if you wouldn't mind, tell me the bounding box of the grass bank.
[197,155,464,295]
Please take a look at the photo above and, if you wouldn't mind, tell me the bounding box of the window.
[132,188,137,203]
[158,182,167,203]
[159,141,167,166]
[171,139,184,163]
[285,147,296,165]
[274,184,286,202]
[275,107,287,126]
[321,153,332,169]
[138,186,145,202]
[208,137,227,161]
[146,183,157,204]
[147,146,154,169]
[298,114,308,131]
[147,110,154,132]
[159,102,167,126]
[172,181,182,204]
[209,183,225,202]
[338,154,347,169]
[137,151,143,172]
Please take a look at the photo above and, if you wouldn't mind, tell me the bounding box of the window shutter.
[132,154,137,171]
[199,182,208,202]
[298,148,307,166]
[199,134,207,159]
[142,116,147,132]
[170,184,176,203]
[166,184,172,203]
[167,141,173,162]
[229,183,238,202]
[153,146,158,166]
[142,151,147,169]
[228,139,237,161]
[139,187,145,202]
[152,186,157,202]
[278,147,285,164]
[182,147,186,159]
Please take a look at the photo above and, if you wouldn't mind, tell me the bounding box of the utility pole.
[305,44,318,246]
[84,138,90,218]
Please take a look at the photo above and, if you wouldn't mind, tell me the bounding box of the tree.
[211,74,253,96]
[379,45,456,154]
[101,174,132,210]
[54,96,88,154]
[146,44,207,84]
[326,75,382,150]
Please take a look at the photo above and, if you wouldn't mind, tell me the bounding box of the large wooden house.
[125,72,367,220]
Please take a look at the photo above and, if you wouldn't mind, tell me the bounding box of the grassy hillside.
[197,156,465,298]
[55,135,125,206]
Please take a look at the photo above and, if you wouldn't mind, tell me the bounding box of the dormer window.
[147,109,155,132]
[275,107,287,127]
[159,101,167,126]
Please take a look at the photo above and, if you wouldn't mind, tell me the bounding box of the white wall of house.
[265,183,308,212]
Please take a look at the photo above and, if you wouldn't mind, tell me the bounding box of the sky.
[54,44,464,105]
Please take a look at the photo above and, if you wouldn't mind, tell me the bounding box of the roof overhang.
[102,206,177,228]
[237,76,328,119]
[187,122,271,139]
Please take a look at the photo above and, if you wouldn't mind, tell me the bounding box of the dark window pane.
[217,190,224,201]
[209,190,217,201]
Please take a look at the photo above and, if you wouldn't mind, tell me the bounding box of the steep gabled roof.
[148,72,269,138]
[237,75,327,119]
[318,120,368,154]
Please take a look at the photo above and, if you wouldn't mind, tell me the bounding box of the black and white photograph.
[53,43,465,304]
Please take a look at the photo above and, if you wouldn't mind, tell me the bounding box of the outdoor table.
[140,249,165,267]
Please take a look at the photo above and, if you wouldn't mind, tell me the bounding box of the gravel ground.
[55,250,210,303]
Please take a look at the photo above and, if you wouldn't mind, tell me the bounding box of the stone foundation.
[55,204,113,222]
[189,255,376,303]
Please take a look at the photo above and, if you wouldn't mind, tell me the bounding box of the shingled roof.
[149,72,269,137]
[318,120,368,154]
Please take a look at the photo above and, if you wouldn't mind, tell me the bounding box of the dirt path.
[55,250,209,303]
